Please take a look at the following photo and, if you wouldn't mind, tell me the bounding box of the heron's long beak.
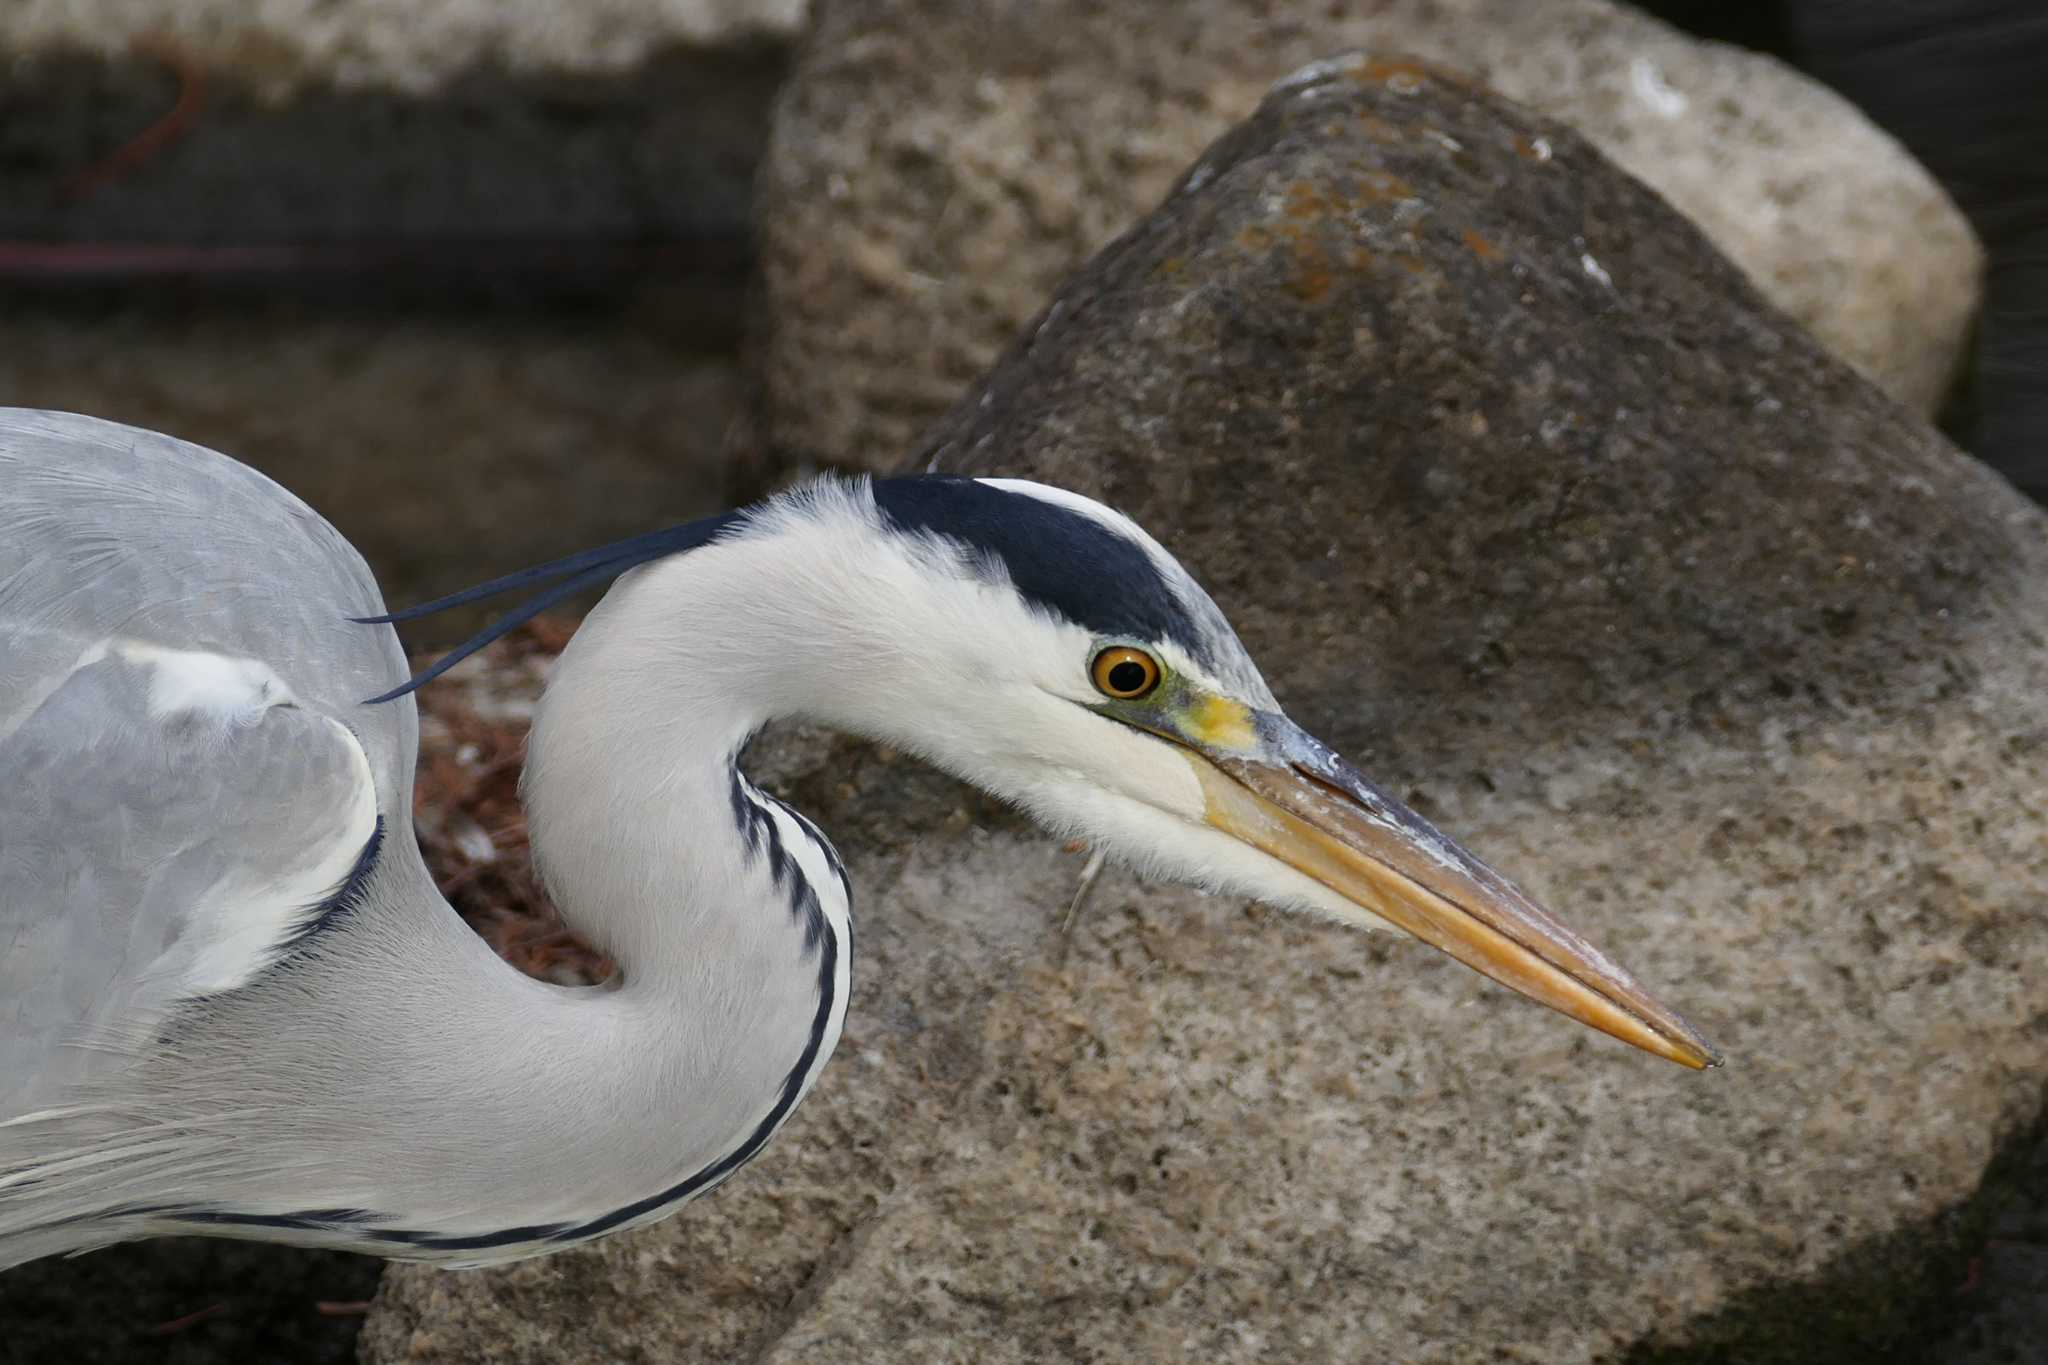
[1182,711,1720,1070]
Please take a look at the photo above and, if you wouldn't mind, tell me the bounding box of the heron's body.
[1,411,847,1265]
[0,409,1715,1271]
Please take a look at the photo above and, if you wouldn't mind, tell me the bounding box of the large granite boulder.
[748,0,1979,488]
[365,52,2048,1365]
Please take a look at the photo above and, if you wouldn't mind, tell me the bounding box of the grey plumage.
[0,412,417,1261]
[0,409,850,1266]
[1,410,405,1116]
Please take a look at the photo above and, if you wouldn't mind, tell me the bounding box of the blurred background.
[0,12,783,634]
[2,1,2044,1361]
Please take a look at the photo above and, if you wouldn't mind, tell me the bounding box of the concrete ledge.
[0,0,806,96]
[0,48,785,243]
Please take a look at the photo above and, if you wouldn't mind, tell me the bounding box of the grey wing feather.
[0,408,414,1118]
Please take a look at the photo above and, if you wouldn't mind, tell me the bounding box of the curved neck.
[523,541,823,975]
[230,532,865,1257]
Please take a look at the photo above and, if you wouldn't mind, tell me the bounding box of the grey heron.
[0,408,1717,1271]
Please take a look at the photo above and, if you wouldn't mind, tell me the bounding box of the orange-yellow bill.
[1187,724,1719,1069]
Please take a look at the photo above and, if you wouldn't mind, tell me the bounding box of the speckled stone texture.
[365,55,2048,1365]
[747,0,1979,488]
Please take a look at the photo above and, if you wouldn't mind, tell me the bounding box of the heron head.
[825,475,1719,1070]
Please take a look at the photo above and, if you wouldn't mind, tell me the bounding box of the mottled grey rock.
[366,54,2047,1365]
[749,0,1977,488]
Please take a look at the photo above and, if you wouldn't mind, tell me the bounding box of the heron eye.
[1091,646,1161,699]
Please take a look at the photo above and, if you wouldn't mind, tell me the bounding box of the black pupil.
[1107,659,1149,694]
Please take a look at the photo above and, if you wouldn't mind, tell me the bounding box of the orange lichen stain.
[1354,111,1404,142]
[1285,180,1332,220]
[1393,253,1432,275]
[1244,175,1429,303]
[1347,56,1478,94]
[1266,219,1335,303]
[1285,174,1411,223]
[1353,57,1433,86]
[1156,255,1186,277]
[1289,258,1334,303]
[1353,171,1414,205]
[1237,217,1335,303]
[1461,228,1500,261]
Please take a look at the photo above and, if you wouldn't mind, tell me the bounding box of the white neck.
[472,529,869,1250]
[180,523,873,1260]
[524,551,799,976]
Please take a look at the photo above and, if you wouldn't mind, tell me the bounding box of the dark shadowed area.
[0,1240,381,1365]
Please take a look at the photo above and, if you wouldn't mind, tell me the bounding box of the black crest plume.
[353,510,744,704]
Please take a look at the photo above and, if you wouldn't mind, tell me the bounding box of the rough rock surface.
[365,56,2048,1365]
[0,0,804,95]
[749,0,1979,486]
